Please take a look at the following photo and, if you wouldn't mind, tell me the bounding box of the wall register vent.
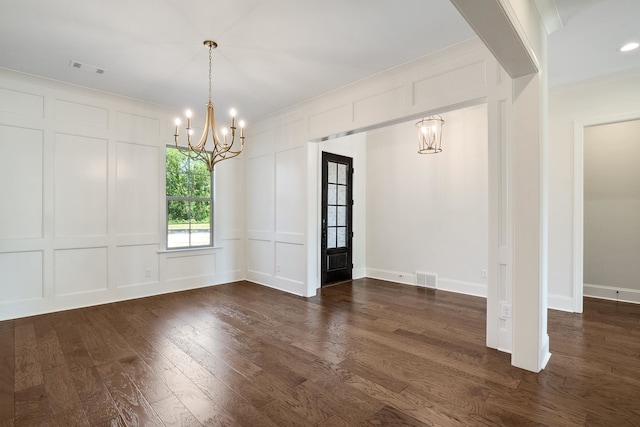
[416,271,437,288]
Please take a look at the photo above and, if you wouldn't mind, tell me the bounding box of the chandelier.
[415,115,444,154]
[174,40,245,173]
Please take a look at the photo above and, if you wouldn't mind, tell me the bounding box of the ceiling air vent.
[69,60,106,75]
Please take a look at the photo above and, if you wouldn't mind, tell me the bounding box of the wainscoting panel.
[0,124,43,239]
[275,241,306,285]
[0,87,43,117]
[246,154,274,232]
[413,61,487,108]
[0,68,245,321]
[55,99,108,128]
[308,104,351,139]
[116,111,160,144]
[247,239,273,278]
[275,147,306,235]
[0,251,43,302]
[165,252,216,281]
[274,118,306,152]
[116,141,159,236]
[353,86,405,125]
[54,133,108,237]
[116,244,158,288]
[54,247,108,296]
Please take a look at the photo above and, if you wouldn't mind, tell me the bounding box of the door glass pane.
[337,227,346,247]
[328,206,337,226]
[337,206,346,226]
[327,227,337,249]
[337,185,346,205]
[328,184,337,205]
[338,163,347,184]
[328,162,337,183]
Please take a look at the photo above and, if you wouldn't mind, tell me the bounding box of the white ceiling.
[0,0,638,122]
[550,0,640,87]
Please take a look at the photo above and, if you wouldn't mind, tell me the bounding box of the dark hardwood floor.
[0,278,639,426]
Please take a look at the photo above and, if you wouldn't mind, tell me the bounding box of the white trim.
[439,278,487,298]
[353,267,367,280]
[0,271,244,322]
[157,246,223,254]
[548,293,574,312]
[573,113,640,314]
[533,0,563,35]
[584,283,640,305]
[365,268,487,298]
[572,121,584,313]
[365,269,575,312]
[365,268,417,287]
[540,334,551,371]
[245,278,306,297]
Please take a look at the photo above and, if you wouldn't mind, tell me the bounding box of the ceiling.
[550,0,640,87]
[0,0,638,122]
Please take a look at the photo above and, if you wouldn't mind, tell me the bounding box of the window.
[166,146,213,249]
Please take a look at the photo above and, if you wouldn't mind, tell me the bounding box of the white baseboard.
[584,283,640,304]
[0,271,245,322]
[246,269,307,297]
[547,294,574,312]
[364,268,579,311]
[353,267,367,279]
[365,268,487,298]
[438,278,487,298]
[540,334,552,371]
[365,268,418,287]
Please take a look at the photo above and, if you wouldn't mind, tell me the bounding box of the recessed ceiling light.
[619,42,639,52]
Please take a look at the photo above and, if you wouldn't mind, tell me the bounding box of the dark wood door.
[321,152,353,286]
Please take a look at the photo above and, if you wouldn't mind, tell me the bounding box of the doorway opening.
[578,118,640,308]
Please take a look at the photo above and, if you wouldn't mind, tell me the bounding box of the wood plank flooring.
[0,278,639,426]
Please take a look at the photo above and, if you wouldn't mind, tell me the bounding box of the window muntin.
[166,147,213,249]
[326,160,348,249]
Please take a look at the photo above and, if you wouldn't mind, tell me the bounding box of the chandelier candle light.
[174,40,245,173]
[416,115,444,154]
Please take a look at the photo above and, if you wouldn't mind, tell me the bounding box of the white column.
[511,71,550,372]
[451,0,554,371]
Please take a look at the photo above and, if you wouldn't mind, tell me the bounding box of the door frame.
[320,151,354,286]
[573,113,640,313]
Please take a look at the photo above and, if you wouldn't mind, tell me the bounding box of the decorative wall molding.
[0,67,245,321]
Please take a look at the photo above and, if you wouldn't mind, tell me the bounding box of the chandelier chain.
[208,44,213,103]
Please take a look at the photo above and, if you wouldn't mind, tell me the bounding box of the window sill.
[157,246,222,254]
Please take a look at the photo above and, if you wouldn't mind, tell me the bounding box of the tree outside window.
[166,147,213,249]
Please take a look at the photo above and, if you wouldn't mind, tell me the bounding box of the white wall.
[584,119,640,292]
[365,105,488,296]
[549,69,640,309]
[245,136,308,294]
[0,69,245,321]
